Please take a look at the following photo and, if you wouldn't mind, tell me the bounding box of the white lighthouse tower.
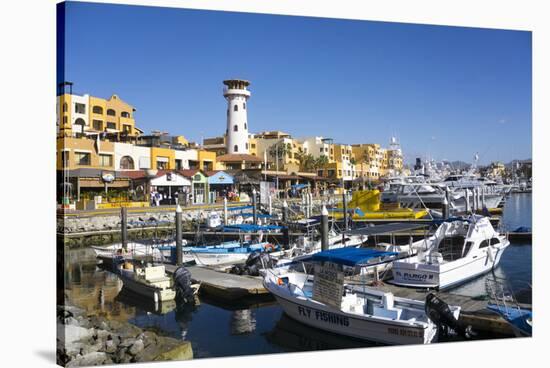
[223,79,251,154]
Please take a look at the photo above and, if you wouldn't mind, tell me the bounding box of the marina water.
[64,193,532,357]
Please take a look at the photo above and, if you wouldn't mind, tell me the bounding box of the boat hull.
[119,275,176,302]
[264,278,436,345]
[391,244,508,290]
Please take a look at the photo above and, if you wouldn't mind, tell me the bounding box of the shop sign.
[102,173,115,183]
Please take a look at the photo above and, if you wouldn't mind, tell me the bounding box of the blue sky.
[60,2,532,164]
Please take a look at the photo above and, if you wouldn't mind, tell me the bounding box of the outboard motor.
[425,293,475,339]
[230,251,277,276]
[173,265,196,304]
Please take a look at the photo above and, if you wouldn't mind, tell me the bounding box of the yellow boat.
[331,190,428,220]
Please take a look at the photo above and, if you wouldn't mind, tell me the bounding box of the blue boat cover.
[302,247,398,267]
[487,304,532,336]
[223,224,284,232]
[227,205,254,211]
[241,213,275,218]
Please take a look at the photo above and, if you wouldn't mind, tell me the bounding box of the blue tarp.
[223,224,284,232]
[302,247,398,267]
[291,184,309,190]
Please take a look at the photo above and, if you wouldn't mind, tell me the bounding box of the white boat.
[391,215,510,289]
[118,262,176,302]
[263,249,461,345]
[92,242,170,261]
[190,241,279,266]
[289,228,367,258]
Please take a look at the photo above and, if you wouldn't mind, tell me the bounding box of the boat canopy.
[223,224,284,232]
[345,222,430,236]
[301,247,398,267]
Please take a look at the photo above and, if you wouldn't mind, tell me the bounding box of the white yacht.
[391,215,510,289]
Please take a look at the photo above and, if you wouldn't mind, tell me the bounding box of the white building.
[114,142,152,170]
[56,94,90,134]
[224,79,251,154]
[297,136,333,159]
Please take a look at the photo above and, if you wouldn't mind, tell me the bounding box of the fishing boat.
[263,247,462,345]
[117,261,176,302]
[390,215,510,289]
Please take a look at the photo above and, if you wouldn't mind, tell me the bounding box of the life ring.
[264,243,276,253]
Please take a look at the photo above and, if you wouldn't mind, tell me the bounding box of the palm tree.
[295,151,316,172]
[268,141,289,169]
[314,155,329,170]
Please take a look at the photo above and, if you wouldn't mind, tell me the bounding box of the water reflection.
[231,309,256,335]
[503,193,532,229]
[266,313,375,351]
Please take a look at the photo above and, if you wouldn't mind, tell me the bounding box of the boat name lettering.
[297,306,349,326]
[387,327,421,338]
[395,271,434,281]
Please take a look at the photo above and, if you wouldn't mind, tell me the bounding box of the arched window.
[74,118,86,133]
[63,103,68,112]
[244,122,247,129]
[92,106,103,114]
[121,111,130,118]
[107,109,116,116]
[243,103,246,110]
[234,105,238,112]
[245,143,249,150]
[120,156,135,170]
[234,145,238,152]
[233,125,238,132]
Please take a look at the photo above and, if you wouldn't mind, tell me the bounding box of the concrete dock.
[347,281,529,336]
[164,264,269,301]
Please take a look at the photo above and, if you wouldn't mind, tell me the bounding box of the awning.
[291,184,309,190]
[300,247,398,267]
[345,222,430,236]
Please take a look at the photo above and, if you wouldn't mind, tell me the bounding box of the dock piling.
[121,207,128,251]
[252,188,258,224]
[282,200,290,249]
[321,205,329,251]
[223,197,228,225]
[442,191,449,219]
[176,205,183,265]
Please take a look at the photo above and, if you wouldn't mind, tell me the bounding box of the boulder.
[153,341,193,361]
[66,352,112,367]
[58,324,94,345]
[128,339,144,356]
[104,339,117,354]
